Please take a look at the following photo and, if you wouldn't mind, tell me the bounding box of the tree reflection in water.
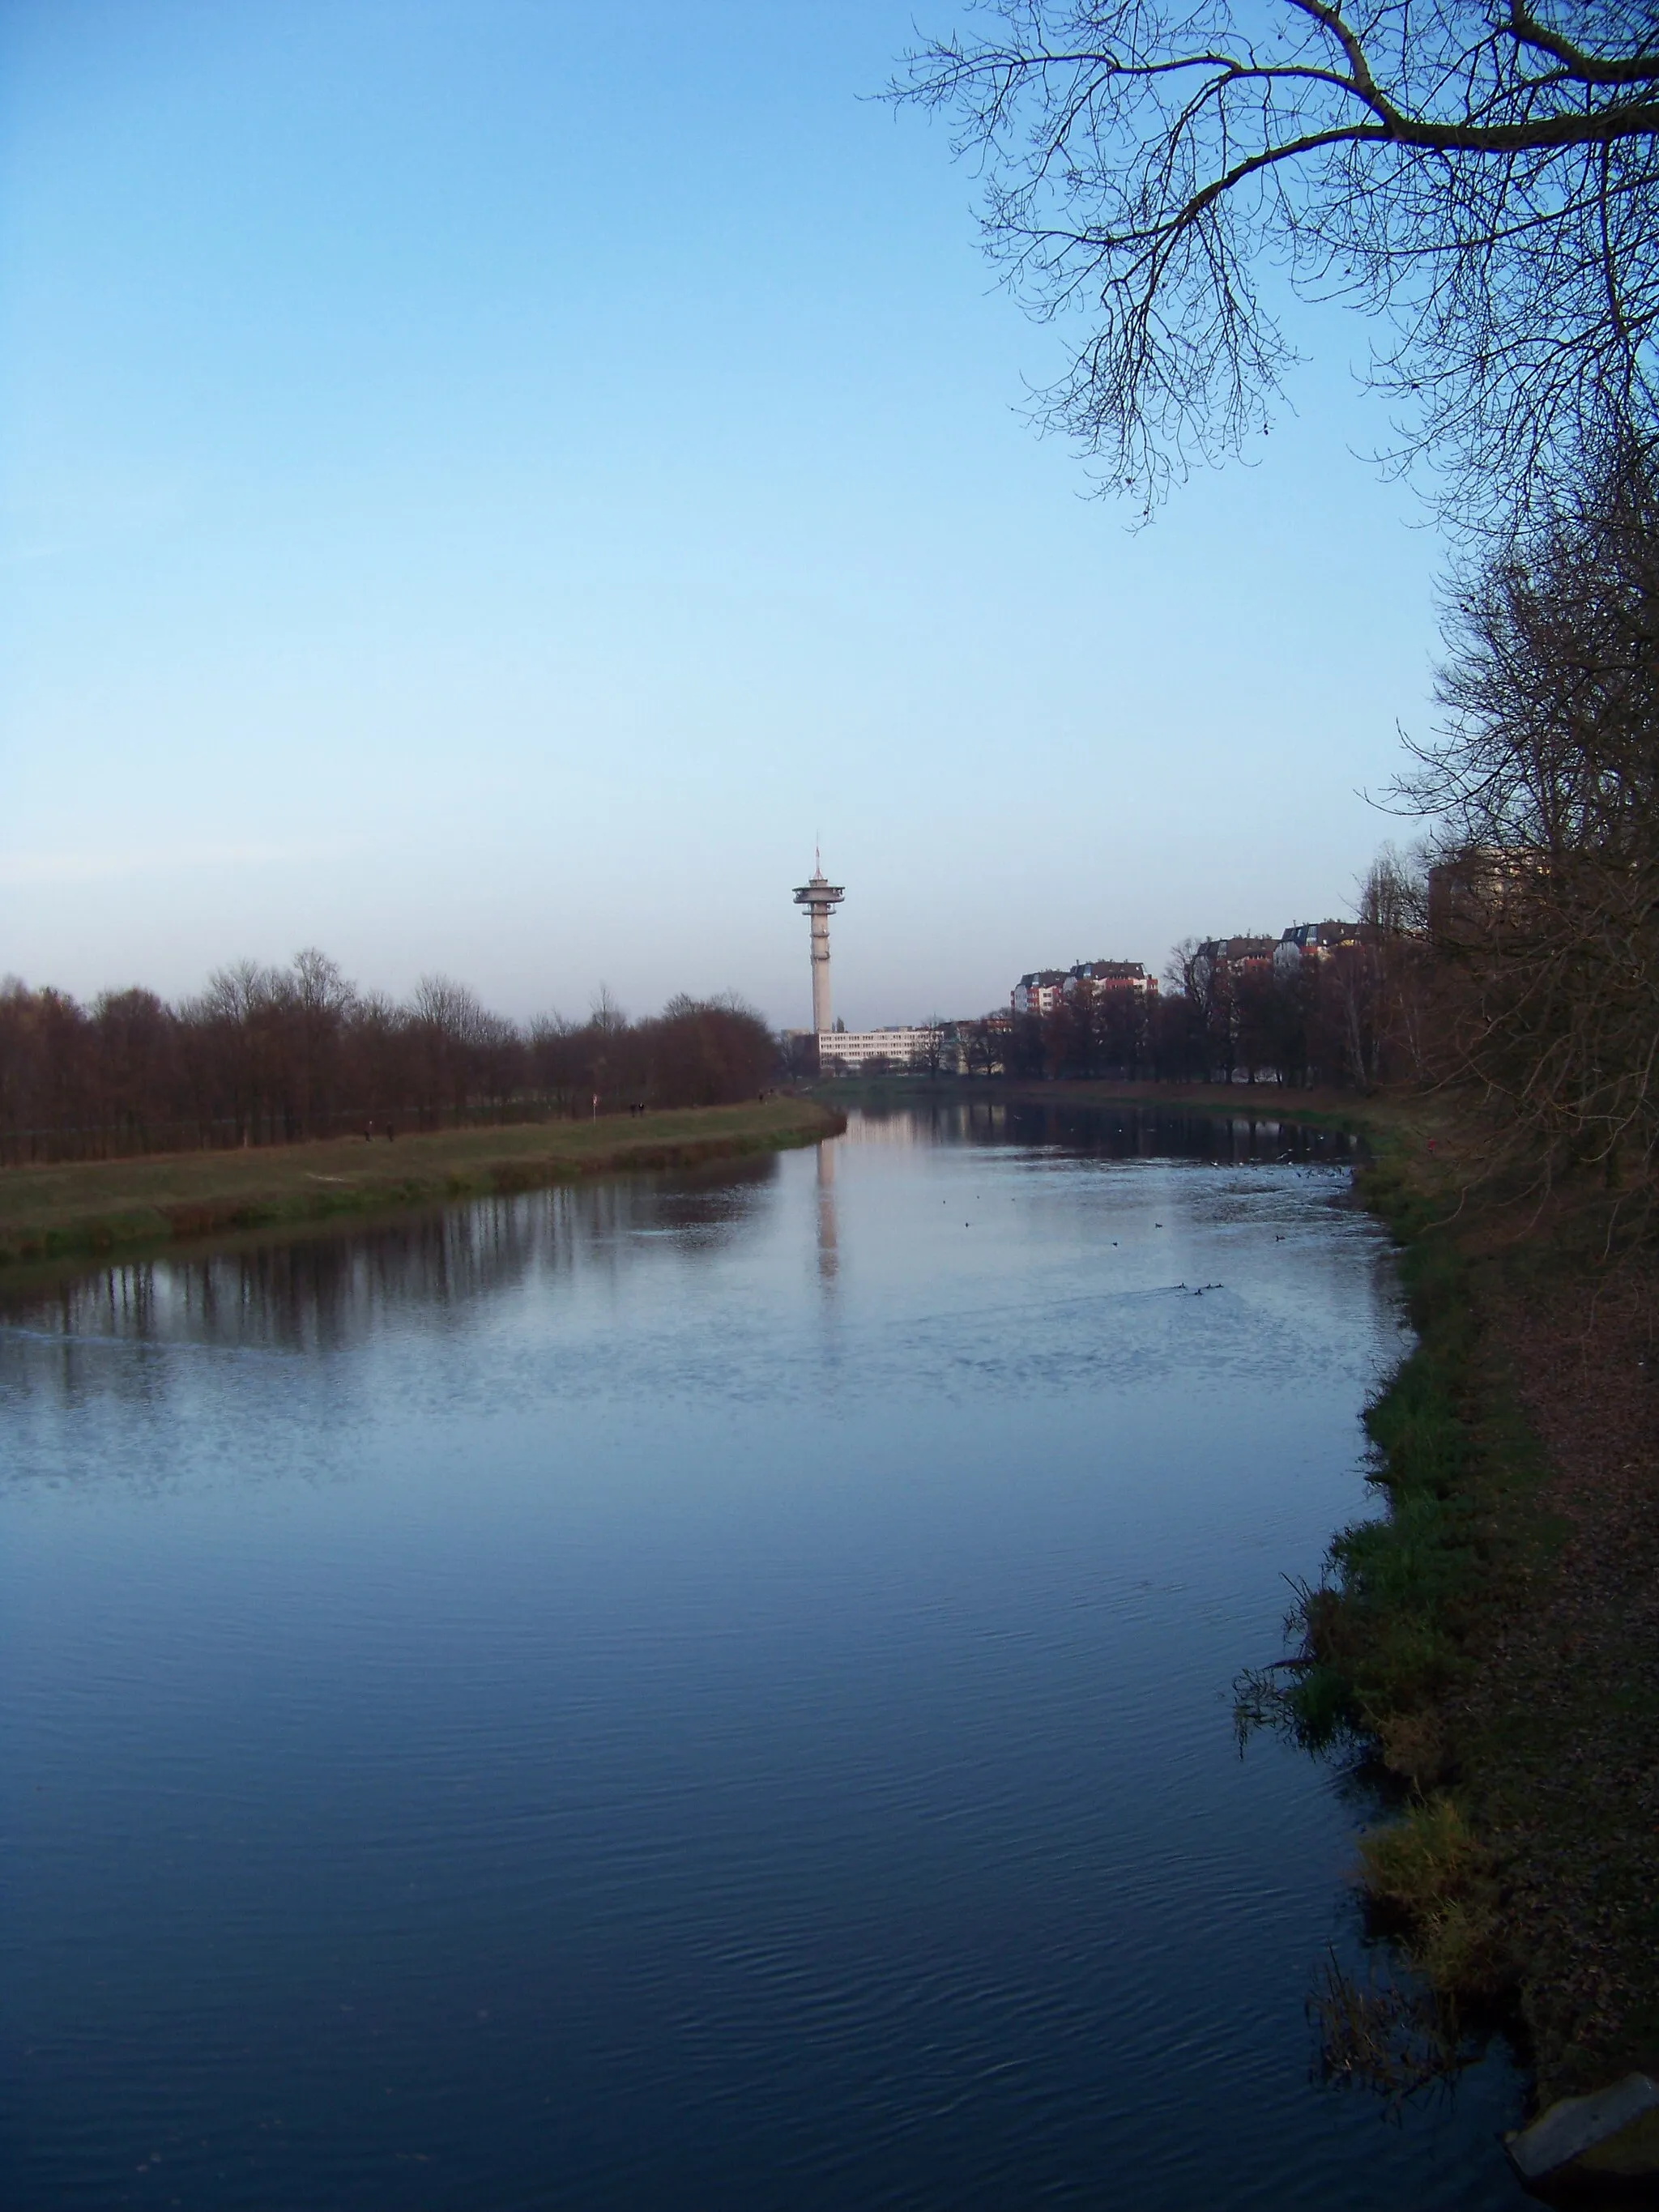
[0,1154,783,1383]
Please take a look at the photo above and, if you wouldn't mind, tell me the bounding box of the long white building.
[817,1026,941,1072]
[822,1021,973,1075]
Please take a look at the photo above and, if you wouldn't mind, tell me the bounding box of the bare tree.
[892,0,1659,522]
[184,960,282,1143]
[285,948,356,1135]
[91,987,175,1151]
[1400,454,1659,1178]
[962,1016,1004,1077]
[589,984,627,1039]
[1354,846,1433,1082]
[412,974,497,1123]
[646,995,776,1105]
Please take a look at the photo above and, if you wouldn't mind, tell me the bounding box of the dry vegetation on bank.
[1240,1104,1659,2108]
[0,1098,840,1271]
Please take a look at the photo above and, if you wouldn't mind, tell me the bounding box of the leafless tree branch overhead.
[892,0,1659,518]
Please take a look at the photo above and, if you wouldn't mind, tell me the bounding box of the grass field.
[0,1098,840,1268]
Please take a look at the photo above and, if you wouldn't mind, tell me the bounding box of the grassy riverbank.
[1243,1109,1659,2106]
[993,1076,1383,1128]
[817,1072,1393,1132]
[0,1098,842,1269]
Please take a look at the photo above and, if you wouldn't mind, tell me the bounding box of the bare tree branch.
[891,0,1659,521]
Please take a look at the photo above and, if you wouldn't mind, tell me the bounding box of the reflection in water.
[845,1095,1361,1165]
[815,1140,838,1285]
[0,1110,1350,1388]
[0,1107,1529,2212]
[2,1153,783,1371]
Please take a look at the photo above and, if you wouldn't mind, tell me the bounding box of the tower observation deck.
[792,860,845,1035]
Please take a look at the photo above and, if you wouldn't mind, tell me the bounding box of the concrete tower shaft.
[792,863,845,1034]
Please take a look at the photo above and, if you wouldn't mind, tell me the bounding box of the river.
[0,1102,1531,2209]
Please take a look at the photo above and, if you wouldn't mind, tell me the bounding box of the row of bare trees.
[945,883,1431,1093]
[0,957,777,1164]
[1399,451,1659,1191]
[1168,863,1433,1091]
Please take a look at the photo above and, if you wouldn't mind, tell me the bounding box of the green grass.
[0,1099,841,1269]
[1243,1132,1562,1758]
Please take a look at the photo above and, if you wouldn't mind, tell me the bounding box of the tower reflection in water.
[815,1138,838,1285]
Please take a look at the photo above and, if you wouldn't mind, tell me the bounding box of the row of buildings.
[1191,920,1363,989]
[1010,959,1154,1016]
[805,924,1365,1076]
[1009,925,1361,1016]
[790,867,1371,1076]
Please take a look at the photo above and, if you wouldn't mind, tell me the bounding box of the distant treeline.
[0,953,777,1164]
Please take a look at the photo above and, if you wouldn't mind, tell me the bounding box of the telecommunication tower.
[792,855,845,1035]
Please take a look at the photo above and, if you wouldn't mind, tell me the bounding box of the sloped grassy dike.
[1239,1123,1659,2108]
[0,1102,842,1273]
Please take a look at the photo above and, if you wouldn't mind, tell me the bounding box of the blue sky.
[1,0,1444,1029]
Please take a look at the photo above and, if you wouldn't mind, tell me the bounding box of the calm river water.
[1,1103,1532,2210]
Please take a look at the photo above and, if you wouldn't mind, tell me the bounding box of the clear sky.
[1,0,1445,1031]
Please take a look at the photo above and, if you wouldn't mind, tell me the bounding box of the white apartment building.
[1273,921,1360,974]
[1011,970,1068,1016]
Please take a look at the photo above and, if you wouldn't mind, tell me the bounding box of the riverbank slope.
[1248,1108,1659,2111]
[0,1098,841,1268]
[815,1072,1405,1132]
